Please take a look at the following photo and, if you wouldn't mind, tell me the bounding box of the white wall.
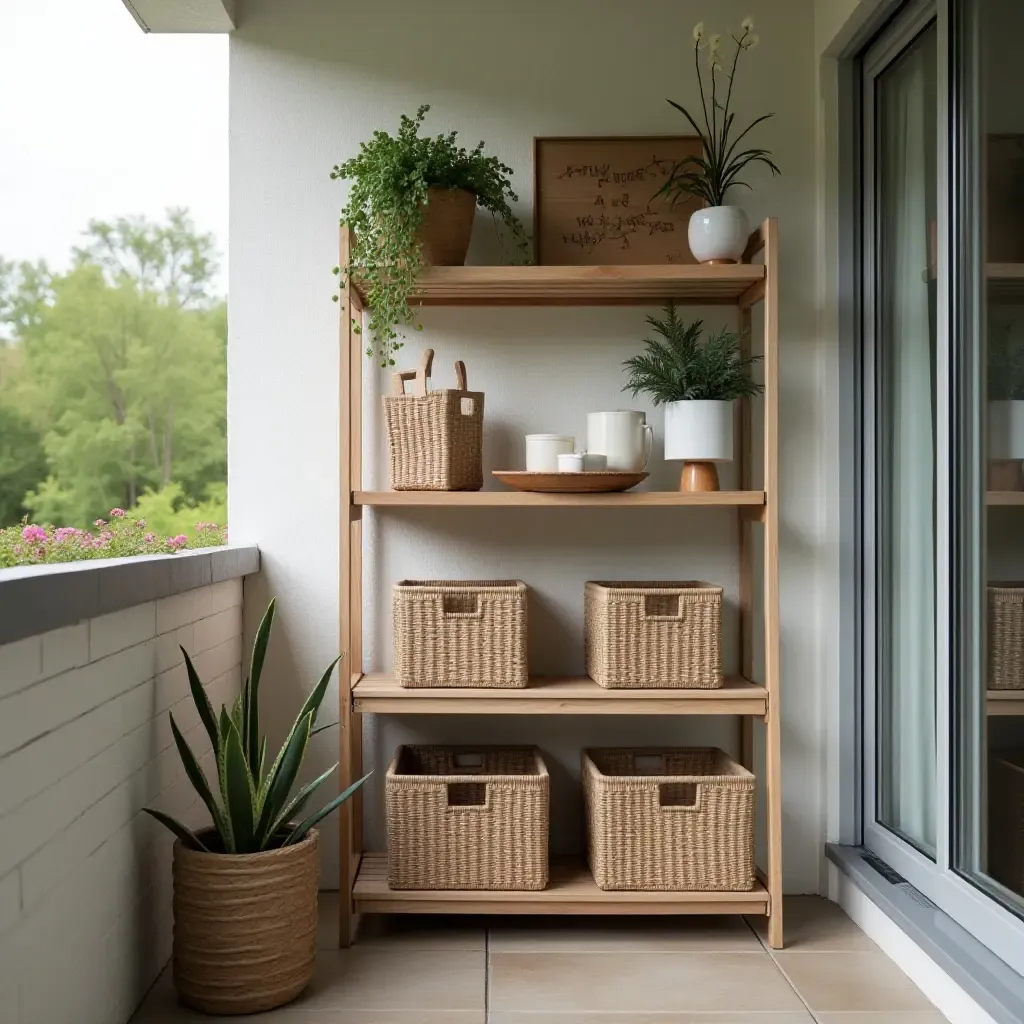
[229,0,825,892]
[0,581,242,1024]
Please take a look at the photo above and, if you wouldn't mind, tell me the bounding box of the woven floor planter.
[171,829,319,1015]
[989,586,1024,689]
[584,581,723,688]
[393,579,528,687]
[386,745,549,890]
[583,748,754,891]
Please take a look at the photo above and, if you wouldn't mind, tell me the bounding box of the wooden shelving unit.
[338,220,783,947]
[988,491,1024,506]
[988,262,1024,302]
[355,489,766,508]
[352,672,769,716]
[987,690,1024,716]
[353,853,770,915]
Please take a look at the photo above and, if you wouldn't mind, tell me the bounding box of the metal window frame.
[848,0,1024,976]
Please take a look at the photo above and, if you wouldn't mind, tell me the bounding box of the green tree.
[0,209,227,529]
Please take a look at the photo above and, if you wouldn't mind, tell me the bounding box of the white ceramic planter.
[665,400,734,461]
[688,206,749,264]
[989,400,1024,460]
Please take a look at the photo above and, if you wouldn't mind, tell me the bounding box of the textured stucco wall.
[228,0,825,892]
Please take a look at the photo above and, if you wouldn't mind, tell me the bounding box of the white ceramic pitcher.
[586,411,653,472]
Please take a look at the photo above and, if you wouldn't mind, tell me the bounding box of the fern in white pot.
[623,303,763,491]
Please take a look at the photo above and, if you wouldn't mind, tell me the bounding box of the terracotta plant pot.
[172,829,319,1016]
[417,186,477,265]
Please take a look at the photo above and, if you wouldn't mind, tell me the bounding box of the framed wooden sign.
[533,135,703,266]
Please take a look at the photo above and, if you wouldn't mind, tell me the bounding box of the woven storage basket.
[584,581,723,688]
[583,748,754,891]
[394,579,528,688]
[171,829,319,1015]
[989,751,1024,897]
[383,348,483,491]
[386,745,549,890]
[989,586,1024,690]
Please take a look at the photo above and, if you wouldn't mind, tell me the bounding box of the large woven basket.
[386,745,549,890]
[989,751,1024,896]
[393,579,528,688]
[383,348,483,491]
[583,748,754,891]
[989,586,1024,690]
[584,581,723,688]
[171,829,319,1015]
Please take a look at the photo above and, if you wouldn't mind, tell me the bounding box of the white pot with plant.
[656,18,779,264]
[988,322,1024,490]
[330,105,529,368]
[144,600,370,1016]
[622,302,763,491]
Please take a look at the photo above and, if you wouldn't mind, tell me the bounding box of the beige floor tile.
[488,914,762,952]
[488,950,806,1014]
[773,951,934,1013]
[317,893,485,951]
[131,967,484,1023]
[293,948,484,1011]
[814,1014,950,1023]
[748,896,878,951]
[489,1014,814,1023]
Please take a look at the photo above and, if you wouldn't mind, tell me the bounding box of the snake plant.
[144,599,370,853]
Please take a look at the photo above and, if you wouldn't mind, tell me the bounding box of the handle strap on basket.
[455,360,468,390]
[390,348,434,397]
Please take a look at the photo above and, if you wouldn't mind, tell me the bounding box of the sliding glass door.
[858,0,1024,973]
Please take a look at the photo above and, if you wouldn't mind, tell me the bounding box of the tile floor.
[132,895,949,1023]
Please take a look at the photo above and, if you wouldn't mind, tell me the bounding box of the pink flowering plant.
[0,510,226,569]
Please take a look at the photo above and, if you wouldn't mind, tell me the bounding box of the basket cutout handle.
[390,348,434,398]
[442,593,483,618]
[447,782,488,807]
[658,782,701,811]
[643,593,684,620]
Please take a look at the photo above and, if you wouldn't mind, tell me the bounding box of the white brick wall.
[0,578,243,1024]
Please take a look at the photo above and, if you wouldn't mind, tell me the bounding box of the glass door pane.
[957,0,1024,912]
[873,23,939,855]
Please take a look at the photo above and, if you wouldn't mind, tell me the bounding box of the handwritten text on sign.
[534,137,703,266]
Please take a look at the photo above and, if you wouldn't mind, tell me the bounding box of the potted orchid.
[657,17,780,264]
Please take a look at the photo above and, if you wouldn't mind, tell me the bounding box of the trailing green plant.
[656,17,780,209]
[331,105,529,368]
[144,599,370,853]
[622,302,763,404]
[989,320,1024,401]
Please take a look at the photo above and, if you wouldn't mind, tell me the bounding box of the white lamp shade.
[989,400,1024,460]
[664,400,734,462]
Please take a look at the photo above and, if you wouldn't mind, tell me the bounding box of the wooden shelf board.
[988,691,1024,716]
[354,489,766,508]
[988,491,1024,506]
[352,263,766,308]
[988,263,1024,301]
[352,673,767,716]
[353,853,769,915]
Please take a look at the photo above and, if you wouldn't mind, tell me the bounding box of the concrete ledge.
[0,546,259,646]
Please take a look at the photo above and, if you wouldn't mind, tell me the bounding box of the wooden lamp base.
[680,462,720,492]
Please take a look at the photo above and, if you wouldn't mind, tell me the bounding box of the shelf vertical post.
[338,226,363,947]
[737,302,754,773]
[761,219,784,948]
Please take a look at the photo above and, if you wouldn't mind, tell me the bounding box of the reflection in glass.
[961,0,1024,912]
[875,25,938,855]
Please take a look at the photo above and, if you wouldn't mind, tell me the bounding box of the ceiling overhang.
[121,0,235,33]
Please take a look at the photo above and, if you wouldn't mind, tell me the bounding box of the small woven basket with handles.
[386,745,549,890]
[393,579,528,688]
[989,585,1024,690]
[583,747,754,891]
[383,348,484,491]
[584,581,723,688]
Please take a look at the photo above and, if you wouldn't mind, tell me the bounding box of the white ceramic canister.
[586,411,653,472]
[526,434,575,472]
[557,452,585,472]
